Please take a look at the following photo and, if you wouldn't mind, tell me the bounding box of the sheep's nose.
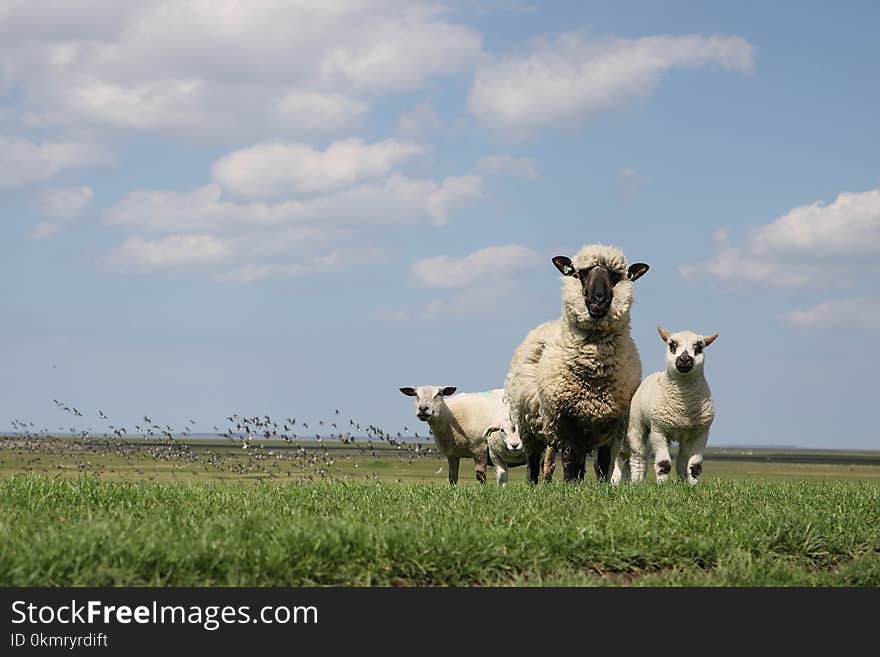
[511,442,521,450]
[418,405,428,412]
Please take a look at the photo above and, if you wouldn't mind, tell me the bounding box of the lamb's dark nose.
[675,354,694,373]
[418,405,429,413]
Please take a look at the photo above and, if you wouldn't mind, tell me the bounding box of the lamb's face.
[399,386,456,421]
[485,417,523,453]
[658,327,719,377]
[553,245,648,330]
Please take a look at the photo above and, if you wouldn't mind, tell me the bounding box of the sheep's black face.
[553,256,649,320]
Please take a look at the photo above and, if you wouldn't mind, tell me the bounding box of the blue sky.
[1,1,878,448]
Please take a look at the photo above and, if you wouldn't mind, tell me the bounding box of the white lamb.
[611,326,719,485]
[483,414,527,485]
[399,386,505,484]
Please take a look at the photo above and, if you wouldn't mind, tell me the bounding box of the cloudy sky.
[2,1,878,448]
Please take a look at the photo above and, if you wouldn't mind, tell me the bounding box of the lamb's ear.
[399,387,417,396]
[703,333,719,347]
[657,326,670,342]
[483,425,501,438]
[628,263,649,281]
[552,256,576,277]
[439,386,457,396]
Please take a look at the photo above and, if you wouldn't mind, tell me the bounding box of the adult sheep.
[505,244,649,483]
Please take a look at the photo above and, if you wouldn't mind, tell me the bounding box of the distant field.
[1,476,878,586]
[2,435,880,484]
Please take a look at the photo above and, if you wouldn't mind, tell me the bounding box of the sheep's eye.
[669,341,677,353]
[694,343,703,355]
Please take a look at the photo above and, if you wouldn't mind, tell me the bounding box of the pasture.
[1,435,879,586]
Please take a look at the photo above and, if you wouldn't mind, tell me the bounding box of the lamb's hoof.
[475,471,487,485]
[657,459,672,476]
[690,462,703,478]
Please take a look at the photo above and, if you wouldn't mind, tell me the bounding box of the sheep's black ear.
[552,256,576,276]
[483,425,501,438]
[399,387,417,396]
[440,386,457,396]
[628,263,649,281]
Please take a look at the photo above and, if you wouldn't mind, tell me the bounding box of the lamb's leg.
[676,440,691,480]
[447,456,460,485]
[524,439,543,484]
[561,438,587,482]
[627,422,649,483]
[473,447,488,485]
[495,461,509,486]
[683,431,709,486]
[610,435,629,485]
[542,444,557,482]
[650,429,672,483]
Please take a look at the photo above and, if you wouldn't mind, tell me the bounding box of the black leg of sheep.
[525,443,544,484]
[593,444,612,481]
[561,439,587,482]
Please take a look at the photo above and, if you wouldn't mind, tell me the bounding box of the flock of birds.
[2,400,439,483]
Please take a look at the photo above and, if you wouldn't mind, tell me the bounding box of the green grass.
[1,476,878,586]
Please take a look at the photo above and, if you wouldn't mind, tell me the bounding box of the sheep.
[505,244,650,483]
[399,386,505,484]
[483,414,527,485]
[611,327,719,485]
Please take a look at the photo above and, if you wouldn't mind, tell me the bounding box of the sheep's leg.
[593,444,613,481]
[676,440,691,480]
[561,438,587,482]
[650,429,672,483]
[447,456,460,485]
[627,422,649,482]
[683,431,709,486]
[495,461,509,486]
[610,437,629,484]
[542,444,557,482]
[473,447,488,485]
[524,439,543,484]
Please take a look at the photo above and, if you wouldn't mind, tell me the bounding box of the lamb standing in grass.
[399,386,503,484]
[505,244,650,483]
[483,414,527,485]
[612,327,719,485]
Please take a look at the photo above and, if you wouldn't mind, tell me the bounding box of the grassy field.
[2,436,879,586]
[1,476,878,586]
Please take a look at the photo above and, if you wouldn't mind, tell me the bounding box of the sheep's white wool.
[485,413,527,485]
[505,243,646,481]
[612,328,717,485]
[400,386,506,485]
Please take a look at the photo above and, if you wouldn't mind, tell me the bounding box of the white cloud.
[780,299,880,332]
[102,234,233,272]
[104,172,482,235]
[426,174,484,226]
[476,155,540,180]
[682,188,880,289]
[31,185,95,239]
[421,282,520,320]
[36,185,94,220]
[0,136,113,188]
[218,247,387,284]
[412,244,542,288]
[468,33,754,137]
[2,1,481,140]
[275,91,369,134]
[211,139,426,199]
